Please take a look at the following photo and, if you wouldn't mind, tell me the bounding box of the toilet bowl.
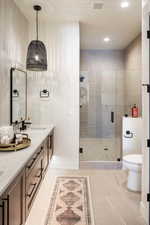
[123,154,143,192]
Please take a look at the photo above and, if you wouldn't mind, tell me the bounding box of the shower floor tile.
[80,138,121,161]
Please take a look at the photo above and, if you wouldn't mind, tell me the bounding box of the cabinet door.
[7,174,25,225]
[0,200,4,225]
[50,133,54,158]
[26,154,42,217]
[42,140,49,174]
[0,199,7,225]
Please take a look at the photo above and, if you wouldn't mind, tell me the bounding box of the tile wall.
[27,22,80,169]
[80,49,125,140]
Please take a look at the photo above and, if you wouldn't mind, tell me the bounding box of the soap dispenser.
[132,104,138,117]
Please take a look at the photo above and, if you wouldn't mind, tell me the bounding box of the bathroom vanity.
[0,126,54,225]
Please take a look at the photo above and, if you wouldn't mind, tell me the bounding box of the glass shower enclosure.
[80,60,124,162]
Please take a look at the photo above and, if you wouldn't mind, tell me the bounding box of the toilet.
[123,154,143,192]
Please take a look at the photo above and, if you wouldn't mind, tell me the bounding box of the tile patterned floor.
[25,168,147,225]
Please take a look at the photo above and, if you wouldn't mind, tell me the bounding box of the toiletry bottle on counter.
[132,104,138,117]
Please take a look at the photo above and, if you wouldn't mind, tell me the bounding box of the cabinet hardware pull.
[36,149,42,156]
[27,161,34,169]
[27,157,37,169]
[2,197,9,225]
[36,147,43,158]
[35,168,43,178]
[27,183,37,198]
[35,173,41,178]
[27,146,44,170]
[111,111,114,123]
[0,201,5,225]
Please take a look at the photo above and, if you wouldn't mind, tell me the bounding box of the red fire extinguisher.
[132,104,138,117]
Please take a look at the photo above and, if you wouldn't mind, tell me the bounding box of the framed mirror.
[10,67,27,124]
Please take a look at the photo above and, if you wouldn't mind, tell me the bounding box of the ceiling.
[14,0,141,50]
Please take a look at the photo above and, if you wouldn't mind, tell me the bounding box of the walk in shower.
[79,50,125,167]
[79,45,142,168]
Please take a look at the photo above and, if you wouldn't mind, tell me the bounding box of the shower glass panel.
[80,53,124,162]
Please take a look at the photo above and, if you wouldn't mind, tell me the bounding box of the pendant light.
[26,5,47,71]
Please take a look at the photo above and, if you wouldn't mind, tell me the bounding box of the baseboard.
[80,160,122,170]
[140,201,149,224]
[50,156,79,169]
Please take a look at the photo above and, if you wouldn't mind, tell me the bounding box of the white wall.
[27,22,80,169]
[0,0,28,125]
[141,0,150,223]
[122,117,142,156]
[124,35,142,116]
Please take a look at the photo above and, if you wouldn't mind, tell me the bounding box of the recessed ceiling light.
[104,37,110,42]
[121,1,129,8]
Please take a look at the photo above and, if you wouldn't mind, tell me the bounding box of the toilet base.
[127,170,141,192]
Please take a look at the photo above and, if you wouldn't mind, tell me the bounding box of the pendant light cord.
[36,10,38,41]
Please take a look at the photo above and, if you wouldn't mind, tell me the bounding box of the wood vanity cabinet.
[42,136,51,175]
[42,133,54,176]
[0,131,54,225]
[42,142,49,175]
[7,173,25,225]
[49,133,54,158]
[0,197,8,225]
[25,146,43,217]
[0,171,25,225]
[25,133,54,218]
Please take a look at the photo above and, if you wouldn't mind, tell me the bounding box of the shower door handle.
[111,112,114,123]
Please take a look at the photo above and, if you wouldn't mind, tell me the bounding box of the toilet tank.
[122,117,142,156]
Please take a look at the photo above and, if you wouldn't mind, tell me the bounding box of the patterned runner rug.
[46,176,95,225]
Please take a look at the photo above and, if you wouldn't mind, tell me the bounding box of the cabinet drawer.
[0,171,25,225]
[8,177,24,225]
[26,145,44,177]
[26,155,42,215]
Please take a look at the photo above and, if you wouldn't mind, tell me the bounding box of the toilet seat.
[123,154,142,166]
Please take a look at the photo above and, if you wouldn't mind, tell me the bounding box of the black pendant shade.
[26,40,47,71]
[26,5,47,71]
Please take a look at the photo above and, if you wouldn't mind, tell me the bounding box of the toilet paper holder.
[124,130,133,138]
